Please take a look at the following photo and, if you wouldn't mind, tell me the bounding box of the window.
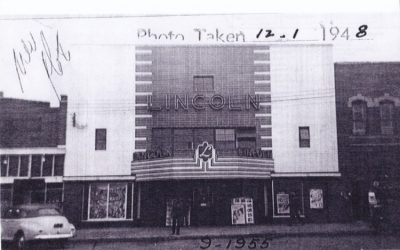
[173,129,194,152]
[88,183,127,220]
[8,156,18,176]
[352,101,367,135]
[37,208,61,216]
[0,154,64,177]
[19,156,29,177]
[42,155,54,176]
[31,155,42,177]
[1,155,8,177]
[54,155,65,176]
[216,129,235,150]
[193,76,214,92]
[236,128,257,149]
[152,128,172,151]
[299,127,310,148]
[95,129,107,150]
[193,129,214,147]
[380,101,394,135]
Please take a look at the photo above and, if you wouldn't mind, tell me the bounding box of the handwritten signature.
[12,30,71,100]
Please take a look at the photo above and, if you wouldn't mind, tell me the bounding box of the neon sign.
[147,94,261,111]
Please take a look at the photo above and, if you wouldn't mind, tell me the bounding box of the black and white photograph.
[1,1,400,249]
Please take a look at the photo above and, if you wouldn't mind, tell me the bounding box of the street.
[4,234,400,250]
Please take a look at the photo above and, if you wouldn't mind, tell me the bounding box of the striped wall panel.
[135,48,153,152]
[254,47,272,151]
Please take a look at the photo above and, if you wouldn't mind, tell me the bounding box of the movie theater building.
[132,45,341,226]
[62,45,342,227]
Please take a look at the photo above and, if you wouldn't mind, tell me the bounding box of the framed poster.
[89,184,108,219]
[368,191,377,205]
[310,189,324,209]
[245,198,254,224]
[277,193,290,214]
[165,199,173,226]
[231,204,246,225]
[232,198,241,205]
[108,183,127,219]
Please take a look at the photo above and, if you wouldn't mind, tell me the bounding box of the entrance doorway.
[351,180,368,220]
[192,185,215,226]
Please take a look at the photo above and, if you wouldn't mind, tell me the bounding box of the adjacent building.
[335,62,400,221]
[0,93,67,211]
[62,46,136,226]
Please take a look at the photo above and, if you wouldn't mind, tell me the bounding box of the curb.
[69,229,375,244]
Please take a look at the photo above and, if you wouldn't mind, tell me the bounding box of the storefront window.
[108,183,127,219]
[31,186,45,204]
[88,183,127,220]
[46,183,63,205]
[1,185,13,212]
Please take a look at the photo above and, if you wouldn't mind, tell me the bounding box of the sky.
[0,1,399,106]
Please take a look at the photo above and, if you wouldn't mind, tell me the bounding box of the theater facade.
[131,45,341,226]
[62,45,342,227]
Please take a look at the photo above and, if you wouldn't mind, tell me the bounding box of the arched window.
[352,101,367,135]
[380,101,394,135]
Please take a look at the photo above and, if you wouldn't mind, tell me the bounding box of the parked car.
[1,204,76,249]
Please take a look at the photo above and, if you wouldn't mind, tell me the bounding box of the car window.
[2,207,61,218]
[37,208,61,216]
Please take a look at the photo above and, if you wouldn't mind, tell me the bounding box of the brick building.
[335,62,400,221]
[0,93,67,211]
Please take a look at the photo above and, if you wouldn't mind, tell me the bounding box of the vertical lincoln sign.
[147,94,261,111]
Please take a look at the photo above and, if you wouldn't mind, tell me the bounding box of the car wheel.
[13,232,25,250]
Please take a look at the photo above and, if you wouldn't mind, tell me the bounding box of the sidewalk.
[71,222,374,243]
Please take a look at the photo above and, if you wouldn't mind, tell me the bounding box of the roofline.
[335,61,400,64]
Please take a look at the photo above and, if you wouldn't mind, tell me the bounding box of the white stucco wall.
[64,46,135,177]
[270,45,339,173]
